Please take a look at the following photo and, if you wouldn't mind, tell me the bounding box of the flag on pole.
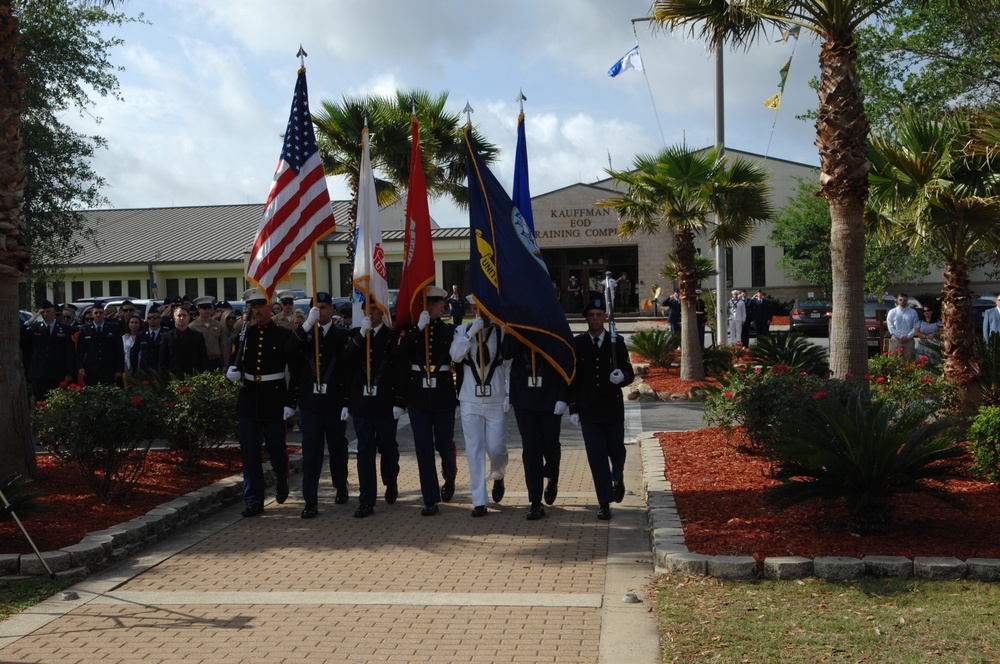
[512,111,534,236]
[352,126,390,327]
[248,68,335,301]
[396,116,435,328]
[775,26,801,42]
[764,58,792,110]
[607,44,643,78]
[464,126,576,384]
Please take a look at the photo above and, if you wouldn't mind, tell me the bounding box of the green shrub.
[628,327,680,368]
[749,331,828,376]
[701,343,744,379]
[867,350,958,415]
[702,366,858,455]
[163,372,240,467]
[31,384,162,500]
[0,474,46,522]
[968,405,1000,483]
[767,392,967,536]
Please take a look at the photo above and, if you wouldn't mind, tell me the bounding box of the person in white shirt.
[727,290,746,345]
[886,293,919,357]
[450,295,511,517]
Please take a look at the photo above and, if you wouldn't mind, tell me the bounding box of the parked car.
[865,295,923,355]
[788,298,833,336]
[19,310,32,324]
[104,298,163,320]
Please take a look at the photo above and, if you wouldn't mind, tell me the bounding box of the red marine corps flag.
[247,67,336,300]
[395,115,435,327]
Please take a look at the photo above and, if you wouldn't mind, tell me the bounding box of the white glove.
[554,400,568,415]
[609,369,625,385]
[393,406,405,420]
[417,311,430,331]
[467,316,484,336]
[340,407,349,421]
[283,406,296,421]
[502,396,510,414]
[303,307,320,331]
[570,413,581,426]
[225,366,242,383]
[360,316,372,333]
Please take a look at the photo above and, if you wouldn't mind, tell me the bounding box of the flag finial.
[296,45,307,69]
[410,94,417,116]
[516,89,526,113]
[463,101,474,127]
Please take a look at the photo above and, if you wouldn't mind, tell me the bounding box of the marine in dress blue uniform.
[292,292,350,519]
[21,300,76,401]
[395,286,457,516]
[344,300,401,518]
[226,288,299,517]
[568,299,634,520]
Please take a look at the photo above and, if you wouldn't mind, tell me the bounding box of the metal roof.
[71,199,453,266]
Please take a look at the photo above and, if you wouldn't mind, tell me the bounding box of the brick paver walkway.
[0,404,665,663]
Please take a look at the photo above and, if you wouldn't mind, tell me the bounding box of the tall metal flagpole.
[714,44,727,346]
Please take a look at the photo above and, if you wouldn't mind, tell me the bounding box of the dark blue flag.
[465,126,576,384]
[512,112,534,236]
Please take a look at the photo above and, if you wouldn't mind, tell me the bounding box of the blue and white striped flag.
[608,45,643,78]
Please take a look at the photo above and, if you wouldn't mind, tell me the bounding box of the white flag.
[352,126,391,327]
[608,45,643,78]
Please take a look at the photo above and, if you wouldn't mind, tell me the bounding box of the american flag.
[247,69,335,301]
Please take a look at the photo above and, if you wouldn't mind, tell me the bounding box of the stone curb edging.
[640,435,1000,582]
[1,452,304,579]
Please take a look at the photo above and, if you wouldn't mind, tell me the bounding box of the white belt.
[243,372,284,382]
[410,364,450,372]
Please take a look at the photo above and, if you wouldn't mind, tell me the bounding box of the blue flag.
[608,44,643,78]
[512,112,534,235]
[465,126,576,384]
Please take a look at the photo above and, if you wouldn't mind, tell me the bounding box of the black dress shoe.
[526,502,545,521]
[543,479,558,506]
[491,478,505,503]
[242,503,264,518]
[597,503,612,521]
[612,480,625,504]
[441,477,455,503]
[300,504,318,519]
[471,505,488,517]
[384,483,398,505]
[334,486,350,504]
[275,480,289,504]
[354,505,374,518]
[421,503,439,516]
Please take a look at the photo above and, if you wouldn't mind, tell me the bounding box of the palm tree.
[597,145,773,381]
[867,108,1000,400]
[313,89,498,265]
[650,0,991,380]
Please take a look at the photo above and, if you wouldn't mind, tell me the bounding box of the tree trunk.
[0,0,37,479]
[815,34,871,379]
[940,258,976,404]
[676,229,704,381]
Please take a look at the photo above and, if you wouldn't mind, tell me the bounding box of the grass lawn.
[0,576,79,622]
[656,574,1000,662]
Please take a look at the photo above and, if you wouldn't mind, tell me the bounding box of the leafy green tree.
[17,0,136,298]
[650,0,994,380]
[770,178,929,296]
[856,1,1000,128]
[867,108,1000,398]
[598,145,773,381]
[313,89,498,266]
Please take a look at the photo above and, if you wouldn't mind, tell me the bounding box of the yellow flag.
[764,92,782,110]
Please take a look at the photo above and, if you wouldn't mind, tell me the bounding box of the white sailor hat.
[242,287,268,305]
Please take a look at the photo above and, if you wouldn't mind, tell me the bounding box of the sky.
[65,0,824,228]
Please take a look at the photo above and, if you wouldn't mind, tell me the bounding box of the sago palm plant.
[749,331,829,377]
[766,393,967,536]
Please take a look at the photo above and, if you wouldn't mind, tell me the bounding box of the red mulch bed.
[641,364,720,395]
[659,427,1000,561]
[0,449,245,555]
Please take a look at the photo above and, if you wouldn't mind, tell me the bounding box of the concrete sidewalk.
[0,400,703,663]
